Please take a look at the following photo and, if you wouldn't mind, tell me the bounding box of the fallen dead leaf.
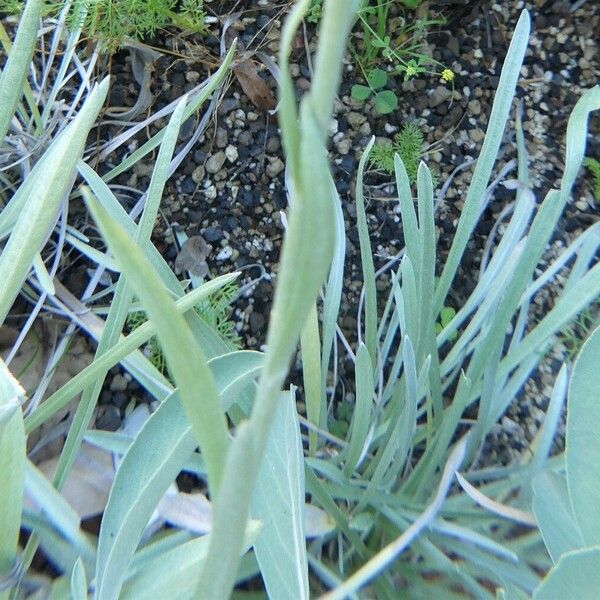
[233,59,277,112]
[174,235,211,277]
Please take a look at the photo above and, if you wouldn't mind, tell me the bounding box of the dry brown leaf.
[174,235,210,277]
[32,443,114,520]
[233,59,277,112]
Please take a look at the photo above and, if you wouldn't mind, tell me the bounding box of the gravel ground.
[87,0,600,461]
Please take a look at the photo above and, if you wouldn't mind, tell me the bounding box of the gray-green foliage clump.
[2,0,600,598]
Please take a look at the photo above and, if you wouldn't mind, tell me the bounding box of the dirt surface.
[72,0,600,459]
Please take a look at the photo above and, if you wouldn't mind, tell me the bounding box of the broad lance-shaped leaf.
[120,522,261,600]
[251,388,309,600]
[197,3,361,597]
[95,391,199,600]
[534,547,600,599]
[95,351,263,600]
[566,324,600,546]
[83,189,229,500]
[532,470,583,563]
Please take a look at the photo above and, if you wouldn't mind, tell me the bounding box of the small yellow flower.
[441,68,455,83]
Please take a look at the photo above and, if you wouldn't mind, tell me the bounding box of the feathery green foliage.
[125,281,241,375]
[584,156,600,201]
[0,0,208,50]
[369,122,425,181]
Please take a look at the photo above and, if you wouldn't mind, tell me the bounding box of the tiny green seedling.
[435,306,457,341]
[351,67,398,115]
[306,0,322,23]
[584,157,600,202]
[369,122,425,182]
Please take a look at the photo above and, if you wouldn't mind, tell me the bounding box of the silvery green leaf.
[70,558,87,600]
[532,470,583,563]
[566,325,600,546]
[252,388,309,600]
[534,547,600,599]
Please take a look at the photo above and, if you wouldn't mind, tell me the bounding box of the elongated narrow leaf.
[321,174,346,416]
[395,154,419,266]
[356,138,377,365]
[277,0,310,176]
[70,558,87,600]
[301,304,322,455]
[32,253,55,295]
[566,325,600,546]
[252,389,309,600]
[344,343,373,476]
[433,10,530,314]
[534,547,600,599]
[65,233,120,271]
[198,4,361,597]
[0,360,25,576]
[415,161,436,350]
[21,511,93,577]
[0,0,42,141]
[23,462,96,567]
[24,460,81,539]
[527,365,568,479]
[0,78,109,324]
